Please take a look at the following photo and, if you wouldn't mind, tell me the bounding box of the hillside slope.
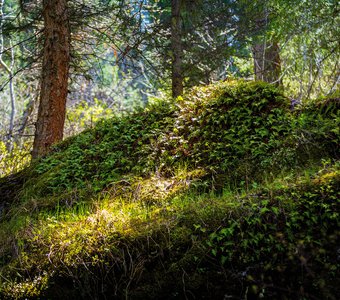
[0,80,339,299]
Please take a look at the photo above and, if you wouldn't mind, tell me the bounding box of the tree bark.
[171,0,183,98]
[252,1,281,86]
[253,40,282,86]
[32,0,70,158]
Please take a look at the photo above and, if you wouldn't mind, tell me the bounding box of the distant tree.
[238,0,282,86]
[274,0,339,99]
[0,0,16,150]
[171,0,183,97]
[143,0,243,95]
[252,16,281,85]
[243,0,339,97]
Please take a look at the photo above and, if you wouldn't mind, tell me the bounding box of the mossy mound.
[0,80,339,299]
[16,80,292,202]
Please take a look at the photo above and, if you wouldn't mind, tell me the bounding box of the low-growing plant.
[0,141,31,178]
[205,166,339,299]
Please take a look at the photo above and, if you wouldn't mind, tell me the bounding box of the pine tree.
[32,0,71,158]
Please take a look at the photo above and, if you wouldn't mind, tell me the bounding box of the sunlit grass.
[1,162,339,298]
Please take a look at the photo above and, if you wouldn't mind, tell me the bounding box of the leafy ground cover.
[0,80,339,299]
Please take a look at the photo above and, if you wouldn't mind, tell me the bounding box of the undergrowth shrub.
[157,80,292,184]
[293,95,339,160]
[22,101,176,200]
[64,99,116,137]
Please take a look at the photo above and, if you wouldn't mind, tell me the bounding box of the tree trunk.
[253,40,282,86]
[171,0,183,98]
[252,1,281,86]
[32,0,70,158]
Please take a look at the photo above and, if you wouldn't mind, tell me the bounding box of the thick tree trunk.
[253,40,282,85]
[171,0,183,98]
[32,0,70,158]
